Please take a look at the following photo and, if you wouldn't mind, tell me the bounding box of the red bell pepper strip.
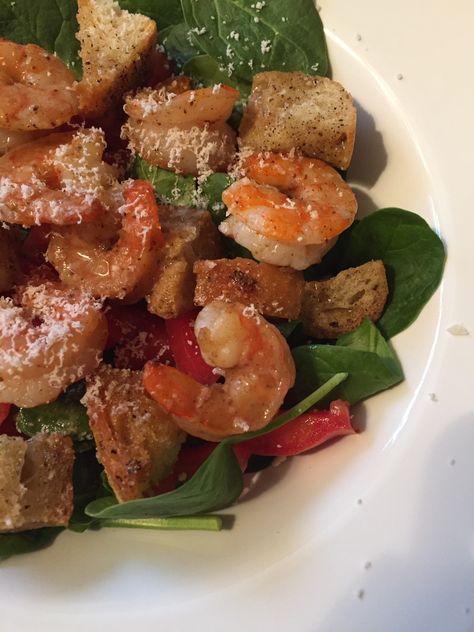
[152,401,353,494]
[165,310,218,385]
[0,404,22,437]
[234,400,353,468]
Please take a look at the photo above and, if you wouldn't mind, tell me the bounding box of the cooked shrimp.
[144,301,296,441]
[0,40,79,130]
[47,179,164,302]
[220,153,357,269]
[220,216,337,270]
[0,281,108,408]
[0,128,46,155]
[0,128,118,227]
[82,365,185,502]
[123,77,239,176]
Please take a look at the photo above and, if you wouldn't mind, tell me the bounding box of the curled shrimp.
[123,77,239,176]
[0,128,118,227]
[47,179,165,302]
[220,153,358,269]
[0,40,79,131]
[144,301,296,441]
[0,280,108,408]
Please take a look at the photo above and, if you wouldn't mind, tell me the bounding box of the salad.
[0,0,445,559]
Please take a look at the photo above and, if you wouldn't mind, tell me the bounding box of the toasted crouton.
[0,434,74,533]
[194,258,304,319]
[82,366,185,502]
[0,436,27,531]
[146,206,223,319]
[239,71,357,170]
[301,260,389,339]
[77,0,157,118]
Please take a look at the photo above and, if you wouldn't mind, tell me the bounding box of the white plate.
[3,2,474,630]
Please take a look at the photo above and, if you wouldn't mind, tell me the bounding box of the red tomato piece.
[145,49,172,87]
[165,310,218,385]
[105,302,173,370]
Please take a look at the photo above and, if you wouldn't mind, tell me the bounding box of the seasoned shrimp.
[0,40,79,130]
[47,180,164,302]
[123,77,239,176]
[0,281,108,408]
[144,301,295,441]
[0,128,46,155]
[0,128,118,227]
[220,153,358,269]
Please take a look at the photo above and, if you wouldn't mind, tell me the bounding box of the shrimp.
[0,128,47,155]
[123,77,239,176]
[0,128,118,227]
[47,179,165,302]
[220,153,358,269]
[0,280,108,408]
[0,40,79,130]
[143,301,296,441]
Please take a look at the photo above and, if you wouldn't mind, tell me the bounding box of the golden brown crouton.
[77,0,157,118]
[0,434,74,533]
[82,366,185,502]
[146,206,224,319]
[239,71,357,170]
[0,228,19,292]
[194,258,304,319]
[0,436,27,531]
[301,260,389,339]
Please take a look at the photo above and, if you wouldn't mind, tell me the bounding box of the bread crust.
[301,260,389,339]
[77,0,157,118]
[194,257,304,319]
[240,71,356,170]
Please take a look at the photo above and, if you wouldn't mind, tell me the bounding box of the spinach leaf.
[290,320,403,405]
[132,157,231,223]
[68,448,103,533]
[0,528,63,562]
[160,22,201,66]
[181,0,328,94]
[86,441,242,519]
[335,209,446,338]
[85,374,346,520]
[133,157,196,206]
[16,400,91,441]
[0,0,81,76]
[101,515,222,531]
[183,54,242,92]
[118,0,183,29]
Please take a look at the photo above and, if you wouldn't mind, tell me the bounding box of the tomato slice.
[105,302,173,370]
[165,310,218,385]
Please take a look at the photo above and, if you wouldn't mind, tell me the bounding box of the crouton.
[301,260,389,339]
[194,258,304,319]
[0,227,19,292]
[146,206,224,319]
[239,71,357,170]
[77,0,157,118]
[0,436,27,531]
[82,366,185,502]
[0,434,74,533]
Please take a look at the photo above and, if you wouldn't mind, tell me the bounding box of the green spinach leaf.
[0,0,81,76]
[334,209,445,338]
[183,54,242,92]
[118,0,183,29]
[160,21,201,66]
[86,441,242,519]
[16,400,91,441]
[181,0,328,94]
[101,515,222,531]
[85,374,346,521]
[0,528,63,562]
[290,320,403,405]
